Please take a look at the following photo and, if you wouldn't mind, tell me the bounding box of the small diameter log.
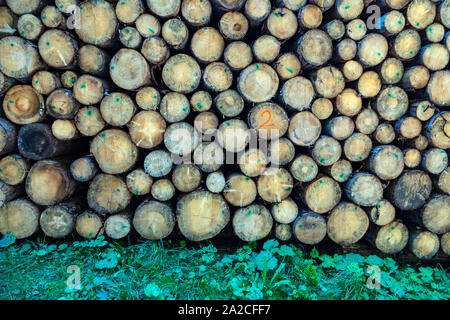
[0,181,23,206]
[336,88,361,117]
[104,213,131,240]
[244,0,271,26]
[327,202,369,246]
[275,224,292,241]
[206,171,226,193]
[194,112,219,134]
[358,71,381,98]
[160,92,190,123]
[403,148,422,168]
[324,19,345,40]
[133,200,175,240]
[409,100,435,122]
[38,30,77,69]
[128,111,166,149]
[146,0,181,18]
[144,150,173,178]
[203,62,233,92]
[41,5,65,29]
[40,200,83,239]
[219,11,248,40]
[75,210,104,239]
[380,58,403,84]
[335,0,364,20]
[136,87,160,111]
[87,174,131,215]
[165,122,200,156]
[409,230,440,259]
[51,120,79,141]
[329,159,353,183]
[61,71,77,89]
[17,14,44,41]
[233,204,273,241]
[0,6,17,38]
[26,160,76,206]
[110,49,150,91]
[268,138,295,166]
[274,53,301,80]
[298,5,322,30]
[135,14,161,38]
[288,111,322,146]
[304,176,341,213]
[413,135,429,151]
[0,154,29,185]
[357,33,389,66]
[395,116,422,139]
[70,156,98,183]
[391,29,421,60]
[212,0,246,13]
[406,0,436,30]
[115,0,144,24]
[343,132,372,162]
[401,66,430,91]
[374,122,396,144]
[313,136,342,166]
[162,18,189,50]
[213,90,243,118]
[78,45,110,76]
[119,27,142,49]
[75,0,118,47]
[266,8,298,40]
[422,148,448,175]
[346,19,366,41]
[326,116,354,141]
[370,145,405,180]
[151,179,175,201]
[419,195,450,234]
[0,118,16,156]
[379,10,405,36]
[392,170,432,211]
[375,86,409,121]
[0,198,40,239]
[0,36,45,79]
[223,174,257,207]
[311,67,345,100]
[238,149,268,178]
[424,23,445,43]
[311,98,333,120]
[420,44,449,72]
[74,107,105,137]
[90,129,138,175]
[191,90,212,112]
[441,232,450,256]
[271,197,298,224]
[293,211,327,245]
[335,38,357,61]
[437,168,450,195]
[100,92,135,126]
[191,27,224,64]
[18,123,73,160]
[73,75,107,106]
[290,155,318,183]
[248,102,288,140]
[224,41,253,71]
[426,111,450,149]
[127,169,152,196]
[345,173,383,207]
[427,71,450,107]
[181,0,212,27]
[280,76,314,111]
[46,89,79,120]
[253,35,280,63]
[257,168,293,203]
[238,63,279,103]
[32,71,61,96]
[217,119,249,153]
[3,85,45,125]
[297,29,332,69]
[172,164,202,193]
[162,54,201,94]
[176,190,230,241]
[365,221,409,254]
[369,199,396,226]
[193,142,224,173]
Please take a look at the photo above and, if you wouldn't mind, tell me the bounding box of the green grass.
[0,235,448,300]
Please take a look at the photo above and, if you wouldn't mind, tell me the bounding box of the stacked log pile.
[0,0,448,260]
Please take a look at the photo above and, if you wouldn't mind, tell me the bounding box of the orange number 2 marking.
[260,110,274,128]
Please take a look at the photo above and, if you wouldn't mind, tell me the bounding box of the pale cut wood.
[191,27,225,63]
[0,154,29,186]
[105,214,131,240]
[126,169,152,196]
[327,202,369,246]
[133,200,175,240]
[366,221,409,254]
[324,19,345,40]
[203,62,233,92]
[290,155,318,183]
[345,173,383,206]
[224,41,253,71]
[268,138,295,166]
[40,199,82,239]
[275,224,292,241]
[238,149,268,178]
[271,197,298,224]
[369,199,396,226]
[110,49,151,91]
[181,0,212,26]
[370,145,405,180]
[206,171,226,193]
[304,176,341,213]
[3,85,45,125]
[392,170,432,211]
[280,76,314,111]
[32,71,61,96]
[100,92,135,126]
[313,136,342,166]
[75,210,104,239]
[0,198,39,239]
[274,53,301,80]
[151,178,175,201]
[257,168,293,203]
[17,14,43,41]
[266,8,298,40]
[409,230,440,259]
[248,102,288,140]
[70,156,98,182]
[172,164,202,193]
[119,26,142,49]
[136,87,160,111]
[87,174,131,215]
[420,195,450,234]
[253,35,280,63]
[288,111,322,146]
[293,211,327,245]
[162,54,201,94]
[223,174,257,207]
[233,204,273,241]
[74,106,105,137]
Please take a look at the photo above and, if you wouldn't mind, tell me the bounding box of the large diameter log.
[248,102,288,140]
[257,168,293,203]
[87,174,131,215]
[408,230,440,259]
[176,190,230,241]
[191,27,224,63]
[133,200,175,240]
[426,71,450,107]
[0,198,40,239]
[345,173,383,207]
[3,85,45,125]
[105,213,131,240]
[90,129,138,174]
[233,204,273,241]
[75,210,104,239]
[162,54,201,94]
[370,145,404,180]
[420,195,450,234]
[38,30,77,69]
[391,170,432,211]
[75,0,118,47]
[0,154,29,185]
[293,211,327,245]
[237,63,279,103]
[0,36,45,79]
[110,49,150,91]
[26,160,76,206]
[296,29,332,68]
[223,174,257,207]
[327,202,369,246]
[304,176,341,214]
[365,221,409,254]
[18,123,73,160]
[39,199,83,239]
